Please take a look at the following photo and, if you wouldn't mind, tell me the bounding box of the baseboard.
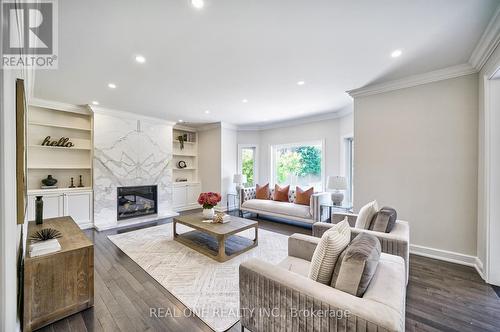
[410,244,485,280]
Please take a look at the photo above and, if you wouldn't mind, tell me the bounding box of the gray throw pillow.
[330,233,381,297]
[369,207,397,233]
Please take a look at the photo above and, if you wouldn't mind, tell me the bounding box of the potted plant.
[198,192,222,218]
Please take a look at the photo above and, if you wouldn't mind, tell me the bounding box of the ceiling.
[34,0,499,126]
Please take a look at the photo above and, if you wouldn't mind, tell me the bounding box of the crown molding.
[469,5,500,71]
[90,105,176,126]
[197,122,222,132]
[30,97,91,115]
[221,122,238,131]
[174,124,198,132]
[237,106,353,131]
[347,63,477,98]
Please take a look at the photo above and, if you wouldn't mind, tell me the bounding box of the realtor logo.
[1,0,58,69]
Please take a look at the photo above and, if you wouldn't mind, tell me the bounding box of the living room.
[1,1,500,331]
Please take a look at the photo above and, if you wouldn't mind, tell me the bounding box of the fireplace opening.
[117,185,158,220]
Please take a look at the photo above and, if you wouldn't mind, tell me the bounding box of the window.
[345,137,354,204]
[238,144,258,187]
[271,141,324,191]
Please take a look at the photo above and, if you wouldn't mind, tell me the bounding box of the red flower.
[198,192,222,209]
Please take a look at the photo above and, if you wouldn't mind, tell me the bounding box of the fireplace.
[117,185,158,220]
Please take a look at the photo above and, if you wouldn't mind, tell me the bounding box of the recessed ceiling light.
[108,83,117,89]
[135,55,146,63]
[297,81,305,85]
[242,99,248,103]
[391,49,402,58]
[191,0,204,9]
[204,110,211,114]
[92,101,99,105]
[178,119,184,123]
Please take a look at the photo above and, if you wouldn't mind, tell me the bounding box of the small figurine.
[69,177,76,188]
[78,175,84,187]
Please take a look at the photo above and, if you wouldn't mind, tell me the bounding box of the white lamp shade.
[233,174,247,184]
[327,176,347,190]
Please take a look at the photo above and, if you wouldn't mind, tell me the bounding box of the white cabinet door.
[187,184,201,205]
[27,194,64,221]
[64,191,93,228]
[172,186,187,208]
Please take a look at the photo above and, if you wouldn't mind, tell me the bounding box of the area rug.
[107,223,289,331]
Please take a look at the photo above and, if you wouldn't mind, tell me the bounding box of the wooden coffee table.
[173,212,258,262]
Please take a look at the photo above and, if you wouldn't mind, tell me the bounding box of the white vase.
[202,207,215,219]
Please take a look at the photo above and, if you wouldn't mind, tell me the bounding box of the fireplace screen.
[117,185,158,220]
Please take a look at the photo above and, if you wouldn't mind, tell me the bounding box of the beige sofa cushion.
[278,256,310,277]
[308,219,350,284]
[363,253,406,316]
[242,199,312,219]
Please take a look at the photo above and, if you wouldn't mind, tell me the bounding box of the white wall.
[221,125,238,209]
[237,114,354,192]
[198,124,222,196]
[354,74,479,256]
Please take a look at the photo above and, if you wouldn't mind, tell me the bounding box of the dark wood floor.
[37,211,500,332]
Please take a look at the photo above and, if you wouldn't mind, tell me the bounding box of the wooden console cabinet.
[23,216,94,332]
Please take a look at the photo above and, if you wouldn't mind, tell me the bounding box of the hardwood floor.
[36,211,500,332]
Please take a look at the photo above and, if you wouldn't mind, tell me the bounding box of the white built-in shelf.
[28,165,92,170]
[28,187,92,194]
[29,145,92,151]
[172,140,196,144]
[28,121,92,132]
[172,168,197,171]
[173,153,197,157]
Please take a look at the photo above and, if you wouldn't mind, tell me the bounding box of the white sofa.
[239,186,331,224]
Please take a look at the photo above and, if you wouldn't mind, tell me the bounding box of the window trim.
[343,136,354,205]
[237,144,259,187]
[270,139,325,191]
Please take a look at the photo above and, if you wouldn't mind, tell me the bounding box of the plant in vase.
[198,192,222,219]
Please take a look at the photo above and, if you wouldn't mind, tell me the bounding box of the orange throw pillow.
[256,183,270,200]
[273,184,290,202]
[295,186,314,205]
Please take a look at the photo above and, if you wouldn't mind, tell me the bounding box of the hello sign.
[41,136,74,148]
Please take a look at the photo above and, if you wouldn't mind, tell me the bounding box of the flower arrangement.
[198,192,222,209]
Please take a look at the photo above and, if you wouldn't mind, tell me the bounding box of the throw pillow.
[330,232,381,297]
[255,183,270,200]
[369,207,397,233]
[308,218,351,285]
[273,184,290,202]
[354,200,379,229]
[295,186,314,205]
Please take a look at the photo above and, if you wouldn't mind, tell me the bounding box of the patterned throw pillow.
[308,218,351,285]
[295,186,314,205]
[330,232,381,297]
[354,200,379,229]
[273,184,290,202]
[255,183,270,200]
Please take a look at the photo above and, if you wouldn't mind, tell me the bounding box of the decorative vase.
[35,196,43,225]
[41,175,57,186]
[202,207,215,219]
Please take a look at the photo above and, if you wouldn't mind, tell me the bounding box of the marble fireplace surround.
[92,107,178,231]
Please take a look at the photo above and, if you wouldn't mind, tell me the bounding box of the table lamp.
[233,174,247,194]
[327,176,347,206]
